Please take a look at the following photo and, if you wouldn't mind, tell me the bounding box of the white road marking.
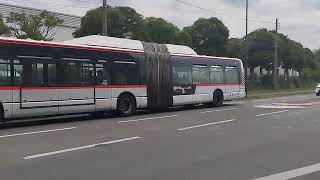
[225,101,244,105]
[256,110,289,117]
[254,105,305,109]
[200,108,238,114]
[23,136,141,160]
[251,99,273,103]
[0,127,77,138]
[117,115,180,124]
[253,162,320,180]
[178,119,237,131]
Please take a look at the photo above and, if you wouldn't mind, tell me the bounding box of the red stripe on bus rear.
[0,85,147,90]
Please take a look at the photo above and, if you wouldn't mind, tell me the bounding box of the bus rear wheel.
[117,94,137,117]
[0,104,5,123]
[213,91,224,107]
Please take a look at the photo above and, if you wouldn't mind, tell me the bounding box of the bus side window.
[225,66,239,84]
[15,59,57,87]
[192,65,209,84]
[96,62,110,85]
[172,63,192,85]
[13,60,22,86]
[0,58,12,86]
[111,61,139,85]
[58,61,94,86]
[210,65,224,84]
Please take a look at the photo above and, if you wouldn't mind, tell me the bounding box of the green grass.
[247,87,314,99]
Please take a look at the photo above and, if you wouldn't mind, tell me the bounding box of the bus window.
[58,61,94,86]
[210,65,224,84]
[192,65,209,84]
[13,60,22,85]
[0,59,11,86]
[225,66,239,84]
[96,62,110,85]
[47,64,56,86]
[172,64,192,85]
[111,61,139,85]
[21,62,44,86]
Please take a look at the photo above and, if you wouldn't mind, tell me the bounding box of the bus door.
[0,58,14,118]
[225,66,240,100]
[210,65,226,99]
[95,61,112,111]
[57,60,95,114]
[13,58,59,117]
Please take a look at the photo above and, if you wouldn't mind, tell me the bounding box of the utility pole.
[102,0,108,36]
[245,0,249,97]
[273,19,279,90]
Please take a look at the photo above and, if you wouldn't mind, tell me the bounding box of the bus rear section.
[170,55,245,107]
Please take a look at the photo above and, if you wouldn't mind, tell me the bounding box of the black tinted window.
[111,61,139,85]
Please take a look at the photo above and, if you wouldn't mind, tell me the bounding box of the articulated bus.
[0,36,245,122]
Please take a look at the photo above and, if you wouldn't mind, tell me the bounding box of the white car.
[316,83,320,96]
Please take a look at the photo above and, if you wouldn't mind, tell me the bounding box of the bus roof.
[64,35,198,55]
[0,36,242,62]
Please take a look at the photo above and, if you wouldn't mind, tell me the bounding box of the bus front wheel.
[213,91,224,107]
[117,94,137,117]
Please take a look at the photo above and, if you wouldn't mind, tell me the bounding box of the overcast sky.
[2,0,320,50]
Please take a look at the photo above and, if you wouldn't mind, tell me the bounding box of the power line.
[175,0,275,24]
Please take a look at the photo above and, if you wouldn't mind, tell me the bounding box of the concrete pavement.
[1,94,320,180]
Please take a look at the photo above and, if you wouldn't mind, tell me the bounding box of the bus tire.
[117,93,137,117]
[0,103,4,122]
[317,92,320,96]
[213,90,224,107]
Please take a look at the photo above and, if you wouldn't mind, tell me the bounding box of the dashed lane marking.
[200,108,238,114]
[253,162,320,180]
[0,127,77,138]
[23,136,142,160]
[117,115,180,124]
[178,119,237,131]
[256,110,289,117]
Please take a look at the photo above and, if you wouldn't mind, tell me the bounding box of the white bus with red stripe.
[0,36,245,122]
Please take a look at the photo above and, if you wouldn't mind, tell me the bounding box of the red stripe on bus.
[95,85,146,89]
[0,86,17,90]
[198,83,241,86]
[0,85,147,90]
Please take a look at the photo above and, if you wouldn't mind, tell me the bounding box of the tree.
[74,6,148,41]
[314,49,320,65]
[245,29,275,76]
[0,14,10,36]
[175,30,193,47]
[225,38,242,58]
[185,17,229,56]
[144,17,179,44]
[6,11,63,41]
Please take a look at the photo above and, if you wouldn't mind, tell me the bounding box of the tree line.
[1,6,320,85]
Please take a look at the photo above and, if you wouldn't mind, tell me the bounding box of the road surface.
[1,94,320,180]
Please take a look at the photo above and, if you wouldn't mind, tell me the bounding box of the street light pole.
[245,0,249,97]
[273,18,279,90]
[102,0,108,36]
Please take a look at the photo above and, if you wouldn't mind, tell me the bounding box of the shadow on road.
[0,103,238,129]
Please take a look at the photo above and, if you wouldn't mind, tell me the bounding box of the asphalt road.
[1,94,320,180]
